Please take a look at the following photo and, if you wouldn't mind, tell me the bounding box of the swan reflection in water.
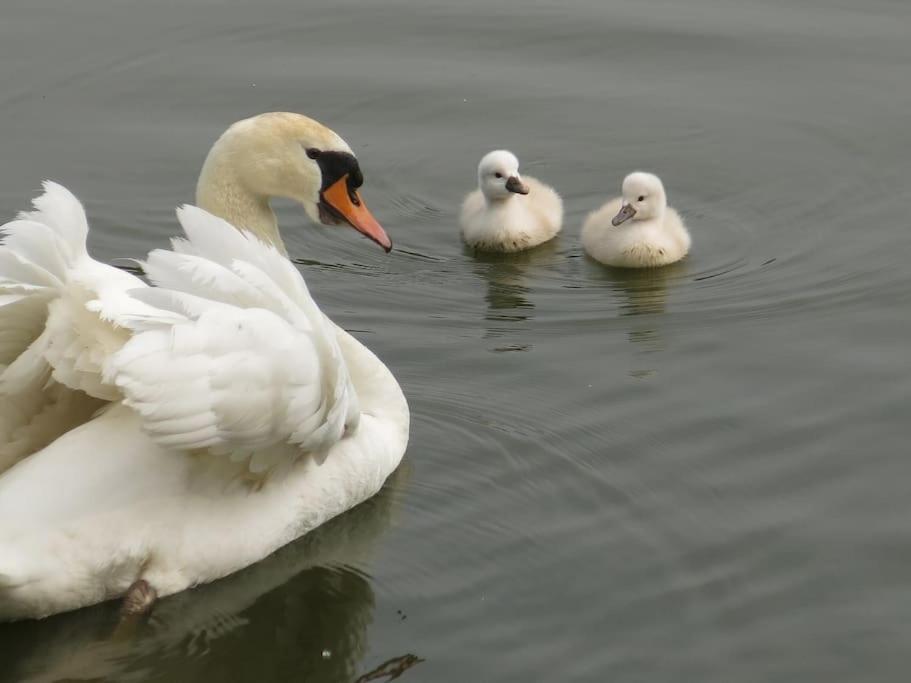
[0,463,421,683]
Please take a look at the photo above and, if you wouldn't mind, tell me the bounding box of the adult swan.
[0,113,409,621]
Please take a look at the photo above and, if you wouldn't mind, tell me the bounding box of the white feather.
[106,205,359,472]
[0,182,147,469]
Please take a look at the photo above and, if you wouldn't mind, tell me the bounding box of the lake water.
[1,0,910,681]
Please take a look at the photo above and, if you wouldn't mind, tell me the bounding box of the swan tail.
[0,182,91,372]
[0,182,122,469]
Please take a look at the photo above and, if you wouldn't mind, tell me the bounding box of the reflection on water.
[0,464,416,683]
[469,240,560,352]
[583,257,689,376]
[609,262,688,320]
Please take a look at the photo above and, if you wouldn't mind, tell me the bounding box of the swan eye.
[306,148,322,159]
[637,195,645,202]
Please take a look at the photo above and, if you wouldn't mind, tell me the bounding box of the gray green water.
[1,0,910,680]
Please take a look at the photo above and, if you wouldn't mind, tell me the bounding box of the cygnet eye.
[495,172,503,179]
[637,195,645,202]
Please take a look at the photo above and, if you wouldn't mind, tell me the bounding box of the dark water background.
[1,0,910,680]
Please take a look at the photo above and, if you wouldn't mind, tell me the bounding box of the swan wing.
[106,206,359,474]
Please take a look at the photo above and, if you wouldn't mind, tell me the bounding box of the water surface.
[1,0,910,680]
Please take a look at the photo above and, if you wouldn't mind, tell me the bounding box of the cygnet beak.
[611,203,637,226]
[505,176,530,195]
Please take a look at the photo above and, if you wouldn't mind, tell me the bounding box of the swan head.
[612,172,667,226]
[477,150,530,201]
[199,112,391,251]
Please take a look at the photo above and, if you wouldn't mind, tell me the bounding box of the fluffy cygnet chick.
[581,171,690,268]
[460,150,562,252]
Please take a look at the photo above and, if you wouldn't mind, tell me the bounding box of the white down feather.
[104,206,359,474]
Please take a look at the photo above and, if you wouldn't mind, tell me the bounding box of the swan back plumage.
[105,206,359,475]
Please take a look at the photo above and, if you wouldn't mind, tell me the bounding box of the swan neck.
[195,155,288,255]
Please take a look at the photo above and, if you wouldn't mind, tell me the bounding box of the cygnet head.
[198,112,391,251]
[477,150,530,201]
[612,172,667,226]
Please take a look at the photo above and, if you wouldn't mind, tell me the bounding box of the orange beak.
[322,175,392,252]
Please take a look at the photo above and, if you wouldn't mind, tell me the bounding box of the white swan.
[581,172,691,268]
[0,113,392,470]
[460,150,562,252]
[0,113,409,621]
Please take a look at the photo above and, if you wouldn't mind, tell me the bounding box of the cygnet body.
[581,172,690,268]
[460,150,562,252]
